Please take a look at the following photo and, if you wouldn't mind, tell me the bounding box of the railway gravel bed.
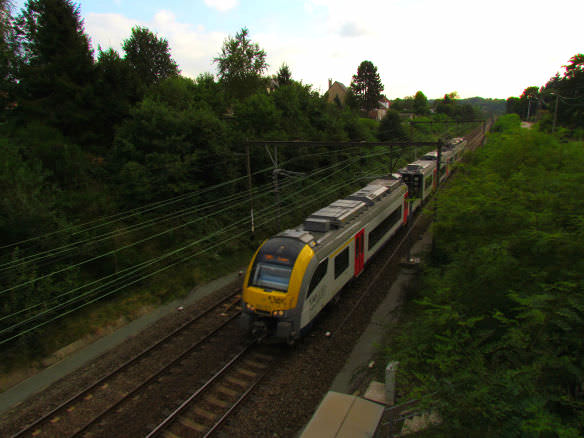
[0,214,431,438]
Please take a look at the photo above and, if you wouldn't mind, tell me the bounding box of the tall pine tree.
[15,0,94,144]
[350,60,383,112]
[0,0,17,119]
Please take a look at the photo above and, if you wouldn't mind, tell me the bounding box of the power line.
[0,158,375,342]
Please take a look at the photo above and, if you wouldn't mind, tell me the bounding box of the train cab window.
[252,264,293,292]
[334,248,349,279]
[249,238,305,292]
[307,259,328,298]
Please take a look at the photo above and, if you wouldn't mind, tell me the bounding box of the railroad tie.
[217,385,238,397]
[178,416,206,432]
[237,368,257,378]
[243,359,268,369]
[253,353,274,362]
[226,376,247,387]
[206,395,230,408]
[193,407,217,421]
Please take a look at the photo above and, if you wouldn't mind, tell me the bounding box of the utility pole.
[245,144,255,233]
[265,144,281,229]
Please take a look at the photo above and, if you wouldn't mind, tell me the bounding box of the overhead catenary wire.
[0,156,365,290]
[0,153,379,326]
[0,149,355,272]
[1,142,416,334]
[0,158,380,343]
[0,144,374,273]
[0,144,372,254]
[1,146,385,273]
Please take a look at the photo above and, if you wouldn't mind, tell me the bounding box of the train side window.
[424,175,433,190]
[368,207,401,250]
[307,259,328,298]
[334,248,349,279]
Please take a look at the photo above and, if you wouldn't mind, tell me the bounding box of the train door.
[354,229,365,276]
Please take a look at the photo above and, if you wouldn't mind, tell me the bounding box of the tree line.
[385,115,584,435]
[506,53,584,136]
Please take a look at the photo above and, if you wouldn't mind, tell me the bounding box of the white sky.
[14,0,584,99]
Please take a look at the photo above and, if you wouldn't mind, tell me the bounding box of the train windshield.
[249,237,305,292]
[252,264,293,291]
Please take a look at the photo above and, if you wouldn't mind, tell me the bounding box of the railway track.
[146,344,276,438]
[11,289,244,438]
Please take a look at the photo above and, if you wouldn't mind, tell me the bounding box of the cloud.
[339,21,368,37]
[204,0,238,12]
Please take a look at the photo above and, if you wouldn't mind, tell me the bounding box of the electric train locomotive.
[241,176,408,343]
[240,137,467,343]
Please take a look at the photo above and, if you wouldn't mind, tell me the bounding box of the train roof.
[275,175,406,254]
[399,160,434,175]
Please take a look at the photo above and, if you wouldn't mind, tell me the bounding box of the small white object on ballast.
[325,331,331,337]
[177,306,184,311]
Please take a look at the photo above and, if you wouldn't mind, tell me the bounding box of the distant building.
[326,79,348,106]
[368,97,391,120]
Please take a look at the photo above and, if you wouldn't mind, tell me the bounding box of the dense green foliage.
[385,115,584,436]
[378,109,408,141]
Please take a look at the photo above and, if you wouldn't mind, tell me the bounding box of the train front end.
[241,233,315,343]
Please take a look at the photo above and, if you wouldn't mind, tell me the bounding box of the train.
[240,137,467,343]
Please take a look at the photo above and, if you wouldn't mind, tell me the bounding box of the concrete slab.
[300,391,384,438]
[337,396,384,438]
[363,380,387,405]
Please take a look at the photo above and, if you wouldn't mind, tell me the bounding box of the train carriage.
[241,176,408,343]
[420,149,454,183]
[241,137,467,343]
[399,160,435,214]
[445,137,467,161]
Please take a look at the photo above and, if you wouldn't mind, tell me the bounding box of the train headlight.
[272,310,285,317]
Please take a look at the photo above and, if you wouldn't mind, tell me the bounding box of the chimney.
[328,78,333,89]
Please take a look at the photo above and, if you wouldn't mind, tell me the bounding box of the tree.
[542,54,584,131]
[214,27,267,101]
[378,109,407,141]
[14,0,94,142]
[350,60,384,112]
[91,47,135,149]
[413,90,428,115]
[276,63,292,86]
[122,26,179,91]
[518,86,540,121]
[0,0,17,118]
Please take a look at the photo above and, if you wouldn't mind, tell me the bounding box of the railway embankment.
[379,115,584,435]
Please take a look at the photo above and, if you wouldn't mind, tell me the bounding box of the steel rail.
[71,310,242,437]
[11,287,241,438]
[145,341,256,438]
